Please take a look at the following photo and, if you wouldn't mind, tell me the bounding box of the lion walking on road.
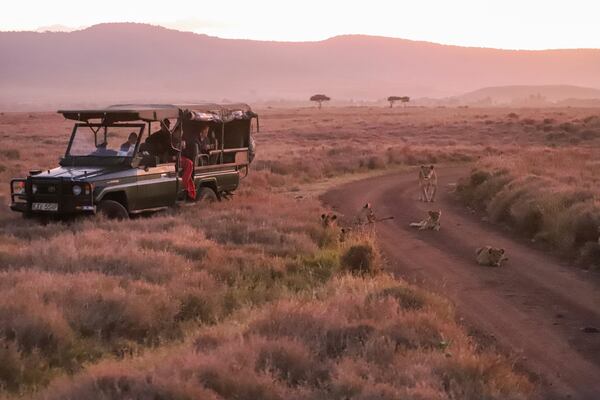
[418,165,437,202]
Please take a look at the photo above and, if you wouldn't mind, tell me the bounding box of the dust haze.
[1,18,600,400]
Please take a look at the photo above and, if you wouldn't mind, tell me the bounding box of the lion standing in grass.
[418,165,437,202]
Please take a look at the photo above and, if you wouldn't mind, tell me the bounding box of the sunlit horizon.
[2,0,600,51]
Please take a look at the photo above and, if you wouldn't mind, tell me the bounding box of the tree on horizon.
[310,94,331,109]
[387,96,402,108]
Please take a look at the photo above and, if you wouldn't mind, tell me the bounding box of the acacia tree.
[387,96,402,108]
[400,96,410,107]
[310,94,331,109]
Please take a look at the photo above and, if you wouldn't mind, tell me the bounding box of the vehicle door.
[135,162,178,210]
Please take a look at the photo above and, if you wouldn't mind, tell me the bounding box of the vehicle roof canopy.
[58,103,256,124]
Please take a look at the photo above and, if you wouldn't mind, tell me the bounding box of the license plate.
[32,202,58,212]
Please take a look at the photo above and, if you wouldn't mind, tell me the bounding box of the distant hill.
[457,85,600,105]
[1,23,600,109]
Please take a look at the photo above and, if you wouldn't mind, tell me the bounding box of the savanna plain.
[1,106,599,399]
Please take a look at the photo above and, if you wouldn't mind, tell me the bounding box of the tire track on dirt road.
[321,166,600,400]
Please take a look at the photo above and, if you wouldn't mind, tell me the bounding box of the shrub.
[367,156,386,170]
[0,149,20,160]
[255,339,328,386]
[325,324,376,358]
[341,243,380,275]
[457,170,510,209]
[470,169,492,186]
[509,197,544,237]
[521,118,536,125]
[41,365,214,400]
[577,242,600,270]
[579,129,600,140]
[370,286,426,310]
[559,122,577,133]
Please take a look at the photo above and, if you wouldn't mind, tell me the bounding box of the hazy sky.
[2,0,599,49]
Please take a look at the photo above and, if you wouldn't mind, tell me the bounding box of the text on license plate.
[32,202,58,212]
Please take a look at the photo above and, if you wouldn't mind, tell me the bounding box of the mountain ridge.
[1,23,599,109]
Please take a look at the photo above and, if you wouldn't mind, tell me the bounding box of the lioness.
[409,210,441,231]
[320,213,338,228]
[339,227,350,243]
[418,165,437,202]
[357,202,377,225]
[476,246,508,267]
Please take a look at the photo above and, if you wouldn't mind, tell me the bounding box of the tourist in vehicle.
[144,119,173,162]
[199,125,217,154]
[91,140,117,156]
[119,132,138,155]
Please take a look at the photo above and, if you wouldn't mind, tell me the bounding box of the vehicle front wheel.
[97,200,129,220]
[197,187,218,203]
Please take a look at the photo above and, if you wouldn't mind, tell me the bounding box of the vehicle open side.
[10,103,258,219]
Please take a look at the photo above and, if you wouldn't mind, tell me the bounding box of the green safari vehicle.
[9,103,258,219]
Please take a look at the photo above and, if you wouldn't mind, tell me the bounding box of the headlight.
[32,184,38,194]
[72,185,82,196]
[11,180,25,195]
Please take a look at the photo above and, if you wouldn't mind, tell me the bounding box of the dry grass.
[4,106,594,396]
[37,275,533,400]
[457,147,600,268]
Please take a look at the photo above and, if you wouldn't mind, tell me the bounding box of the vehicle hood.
[28,166,127,181]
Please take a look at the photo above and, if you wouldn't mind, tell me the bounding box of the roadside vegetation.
[457,146,600,269]
[4,107,595,397]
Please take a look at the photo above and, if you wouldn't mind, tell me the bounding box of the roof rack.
[58,103,255,123]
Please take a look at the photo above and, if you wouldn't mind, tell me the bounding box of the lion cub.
[418,165,438,202]
[476,246,508,267]
[320,213,338,228]
[409,210,442,231]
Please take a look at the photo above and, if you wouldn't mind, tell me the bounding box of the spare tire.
[98,199,129,220]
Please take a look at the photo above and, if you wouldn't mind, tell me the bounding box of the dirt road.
[321,167,600,400]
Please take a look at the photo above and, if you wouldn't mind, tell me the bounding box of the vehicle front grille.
[29,178,63,201]
[34,182,60,195]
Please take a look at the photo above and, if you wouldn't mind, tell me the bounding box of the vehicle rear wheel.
[98,199,129,220]
[197,186,218,203]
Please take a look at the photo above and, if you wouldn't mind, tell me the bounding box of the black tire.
[197,187,218,203]
[97,199,129,220]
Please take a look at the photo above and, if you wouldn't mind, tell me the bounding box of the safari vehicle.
[10,103,258,219]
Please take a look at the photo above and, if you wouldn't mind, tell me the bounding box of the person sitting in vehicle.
[199,126,217,155]
[119,132,138,155]
[143,119,174,163]
[91,141,117,156]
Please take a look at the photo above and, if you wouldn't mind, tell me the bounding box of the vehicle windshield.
[67,124,144,158]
